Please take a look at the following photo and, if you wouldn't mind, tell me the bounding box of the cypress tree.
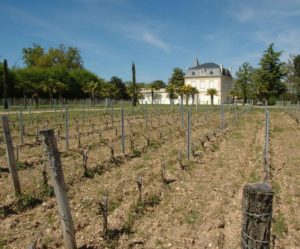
[132,61,137,106]
[3,59,8,109]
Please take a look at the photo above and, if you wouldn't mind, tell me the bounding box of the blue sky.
[1,0,300,83]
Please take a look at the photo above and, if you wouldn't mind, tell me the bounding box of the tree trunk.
[3,59,8,109]
[49,89,53,108]
[211,95,214,105]
[151,89,154,105]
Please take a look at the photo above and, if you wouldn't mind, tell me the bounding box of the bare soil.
[0,108,299,249]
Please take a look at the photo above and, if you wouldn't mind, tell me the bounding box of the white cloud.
[230,7,256,22]
[256,29,300,60]
[141,31,170,52]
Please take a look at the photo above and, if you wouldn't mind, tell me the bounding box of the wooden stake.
[1,116,22,196]
[241,183,273,249]
[39,129,77,249]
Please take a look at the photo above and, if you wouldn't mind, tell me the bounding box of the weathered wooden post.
[111,99,114,128]
[100,196,108,235]
[220,104,225,131]
[39,129,77,249]
[264,111,270,182]
[144,101,148,129]
[180,97,184,129]
[19,108,24,145]
[1,116,22,196]
[136,176,143,203]
[186,109,191,161]
[241,183,273,249]
[105,98,108,114]
[65,107,69,151]
[121,108,125,154]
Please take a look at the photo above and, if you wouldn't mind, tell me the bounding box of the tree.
[206,88,218,105]
[190,86,199,106]
[235,62,254,105]
[69,68,99,98]
[253,43,286,104]
[15,67,46,108]
[108,76,129,100]
[179,84,194,106]
[168,67,185,103]
[132,62,138,106]
[22,43,44,67]
[166,84,177,105]
[294,55,300,78]
[168,67,185,88]
[22,44,83,69]
[149,80,166,104]
[3,59,8,109]
[82,80,102,106]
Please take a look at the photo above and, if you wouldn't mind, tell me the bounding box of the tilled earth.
[0,108,299,249]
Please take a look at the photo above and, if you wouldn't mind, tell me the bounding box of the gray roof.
[189,62,220,70]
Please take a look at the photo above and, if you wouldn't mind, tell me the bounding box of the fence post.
[220,104,225,130]
[241,183,273,249]
[264,111,270,182]
[39,129,77,249]
[65,107,69,151]
[121,108,125,154]
[144,102,148,128]
[1,116,22,196]
[180,97,184,129]
[111,99,114,128]
[186,109,191,161]
[19,108,24,145]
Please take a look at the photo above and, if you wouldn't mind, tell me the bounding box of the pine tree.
[132,62,137,106]
[253,43,286,103]
[3,59,8,109]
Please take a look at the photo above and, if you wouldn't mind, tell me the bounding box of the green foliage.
[253,43,286,101]
[108,76,130,100]
[294,55,300,78]
[0,238,6,249]
[184,209,200,224]
[206,88,218,105]
[168,67,185,88]
[273,212,288,237]
[16,193,38,212]
[22,43,83,69]
[234,62,254,104]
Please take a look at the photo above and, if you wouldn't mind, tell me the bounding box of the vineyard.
[0,104,299,249]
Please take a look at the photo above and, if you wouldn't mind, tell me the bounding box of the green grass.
[248,170,260,183]
[273,212,288,237]
[184,209,201,224]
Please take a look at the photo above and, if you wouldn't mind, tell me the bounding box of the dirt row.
[2,108,298,249]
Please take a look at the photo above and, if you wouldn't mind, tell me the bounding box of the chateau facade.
[184,59,233,104]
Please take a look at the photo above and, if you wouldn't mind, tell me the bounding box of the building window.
[200,81,205,89]
[192,71,195,76]
[210,71,213,75]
